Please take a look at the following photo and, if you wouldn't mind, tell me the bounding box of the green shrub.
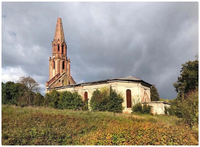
[171,89,198,128]
[107,88,124,113]
[142,104,151,114]
[58,91,73,109]
[72,92,83,110]
[90,87,123,113]
[49,89,60,109]
[132,103,142,113]
[132,103,151,114]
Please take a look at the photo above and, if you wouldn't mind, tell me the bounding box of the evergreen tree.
[107,87,124,113]
[171,60,198,127]
[150,85,160,101]
[173,60,198,100]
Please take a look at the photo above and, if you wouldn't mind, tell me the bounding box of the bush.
[142,104,151,114]
[90,87,123,113]
[107,88,124,113]
[132,103,142,113]
[171,89,198,128]
[72,92,83,110]
[58,91,73,109]
[132,103,151,114]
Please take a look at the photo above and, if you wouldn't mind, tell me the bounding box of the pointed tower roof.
[54,18,65,43]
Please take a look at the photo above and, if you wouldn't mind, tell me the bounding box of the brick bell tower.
[46,18,76,88]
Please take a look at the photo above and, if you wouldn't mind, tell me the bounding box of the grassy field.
[2,105,198,145]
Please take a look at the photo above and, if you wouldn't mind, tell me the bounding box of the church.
[46,18,170,114]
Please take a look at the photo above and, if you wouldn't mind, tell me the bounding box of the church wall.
[140,85,151,102]
[51,81,151,113]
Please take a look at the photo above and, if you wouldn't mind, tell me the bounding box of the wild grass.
[2,105,198,145]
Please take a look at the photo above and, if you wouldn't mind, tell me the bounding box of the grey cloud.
[2,2,198,98]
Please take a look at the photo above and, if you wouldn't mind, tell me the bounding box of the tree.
[171,89,198,128]
[171,60,198,128]
[173,60,198,100]
[44,93,51,107]
[33,92,44,106]
[18,76,40,105]
[48,89,60,108]
[2,82,28,105]
[107,87,124,114]
[2,81,18,105]
[90,89,109,111]
[90,87,123,113]
[72,92,83,110]
[150,85,160,101]
[58,91,73,109]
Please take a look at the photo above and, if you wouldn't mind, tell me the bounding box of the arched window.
[126,89,132,108]
[84,91,88,101]
[58,44,60,51]
[62,45,64,54]
[62,61,65,69]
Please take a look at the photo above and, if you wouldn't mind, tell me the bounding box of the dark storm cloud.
[2,2,198,98]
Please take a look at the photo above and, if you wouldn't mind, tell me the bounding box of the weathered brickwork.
[46,18,76,88]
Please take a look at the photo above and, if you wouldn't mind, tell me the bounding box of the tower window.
[62,61,65,69]
[62,45,64,54]
[58,44,60,51]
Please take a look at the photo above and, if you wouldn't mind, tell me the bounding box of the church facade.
[46,18,169,114]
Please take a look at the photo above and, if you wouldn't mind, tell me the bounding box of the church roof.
[115,76,141,81]
[47,75,152,91]
[54,18,65,43]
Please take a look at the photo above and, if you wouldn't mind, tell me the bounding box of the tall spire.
[54,18,65,43]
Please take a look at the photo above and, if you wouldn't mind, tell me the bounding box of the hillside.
[2,105,198,145]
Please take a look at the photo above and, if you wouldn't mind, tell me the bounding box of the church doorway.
[84,91,88,101]
[126,89,132,108]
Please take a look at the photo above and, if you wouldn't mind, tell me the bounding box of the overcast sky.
[2,2,198,99]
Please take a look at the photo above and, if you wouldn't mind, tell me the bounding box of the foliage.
[72,92,84,110]
[150,85,160,101]
[44,93,51,107]
[173,60,198,100]
[132,103,142,113]
[48,89,60,109]
[107,88,124,113]
[2,105,198,145]
[142,104,151,114]
[90,88,109,111]
[17,76,41,105]
[58,91,83,110]
[90,87,123,113]
[132,103,151,114]
[2,81,29,106]
[172,60,198,128]
[171,89,198,128]
[33,92,44,106]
